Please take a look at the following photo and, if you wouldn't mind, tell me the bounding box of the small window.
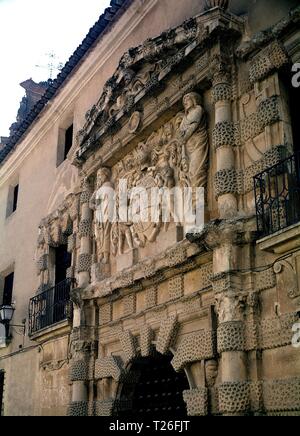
[2,272,14,305]
[64,124,73,160]
[12,184,19,213]
[6,183,19,218]
[57,123,74,166]
[0,371,4,416]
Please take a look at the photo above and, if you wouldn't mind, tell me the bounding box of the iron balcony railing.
[29,278,75,335]
[254,152,300,238]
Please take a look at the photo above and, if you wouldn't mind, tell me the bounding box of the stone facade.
[0,0,300,416]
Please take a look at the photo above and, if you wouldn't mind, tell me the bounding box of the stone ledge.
[257,222,300,254]
[29,319,71,342]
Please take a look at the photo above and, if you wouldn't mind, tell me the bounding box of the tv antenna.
[35,52,64,80]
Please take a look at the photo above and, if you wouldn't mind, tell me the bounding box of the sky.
[0,0,111,136]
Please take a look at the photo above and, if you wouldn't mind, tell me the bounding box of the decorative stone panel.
[95,400,115,417]
[199,263,213,290]
[80,190,91,204]
[167,246,186,268]
[168,276,184,300]
[183,388,208,416]
[255,268,276,292]
[213,121,237,149]
[212,83,232,103]
[217,321,246,353]
[214,169,243,198]
[70,360,88,382]
[145,286,157,309]
[79,219,92,238]
[99,303,112,326]
[263,378,300,413]
[259,312,298,350]
[77,253,92,273]
[258,96,280,128]
[240,113,261,142]
[67,401,88,416]
[140,325,154,357]
[249,41,288,83]
[123,294,136,317]
[218,382,250,414]
[115,271,134,289]
[172,330,216,371]
[94,356,123,381]
[156,315,178,355]
[119,330,138,363]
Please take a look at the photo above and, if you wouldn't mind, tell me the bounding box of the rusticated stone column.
[211,223,249,416]
[68,329,90,416]
[211,52,239,219]
[77,177,93,290]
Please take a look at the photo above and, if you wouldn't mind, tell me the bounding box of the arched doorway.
[115,353,189,418]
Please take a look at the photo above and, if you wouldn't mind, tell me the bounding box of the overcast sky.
[0,0,111,136]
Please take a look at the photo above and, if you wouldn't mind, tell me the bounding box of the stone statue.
[178,92,209,189]
[89,167,114,264]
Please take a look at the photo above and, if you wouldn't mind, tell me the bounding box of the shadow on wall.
[229,0,299,34]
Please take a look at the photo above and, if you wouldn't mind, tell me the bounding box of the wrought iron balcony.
[254,152,300,238]
[29,278,75,335]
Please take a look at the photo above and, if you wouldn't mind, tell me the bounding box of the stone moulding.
[85,240,208,301]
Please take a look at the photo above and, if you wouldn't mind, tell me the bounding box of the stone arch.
[114,352,190,418]
[94,315,217,416]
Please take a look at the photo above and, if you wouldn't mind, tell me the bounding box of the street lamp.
[0,305,26,338]
[0,305,15,324]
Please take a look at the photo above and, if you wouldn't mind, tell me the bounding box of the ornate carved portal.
[61,5,300,417]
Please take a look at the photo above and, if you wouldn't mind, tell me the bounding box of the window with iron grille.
[254,152,300,237]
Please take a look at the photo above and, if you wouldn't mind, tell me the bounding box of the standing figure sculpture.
[89,167,114,265]
[178,92,209,189]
